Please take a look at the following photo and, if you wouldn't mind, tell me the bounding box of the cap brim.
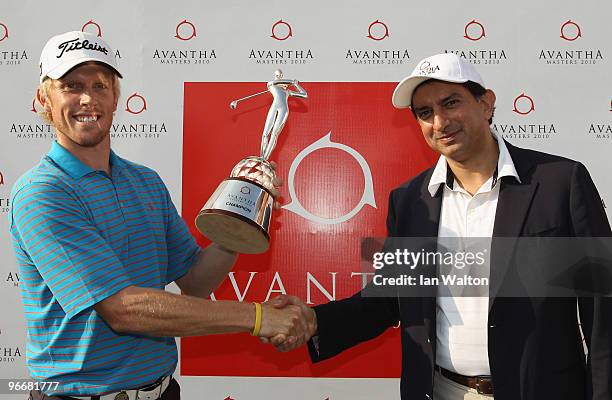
[41,57,122,83]
[392,76,430,109]
[391,75,470,109]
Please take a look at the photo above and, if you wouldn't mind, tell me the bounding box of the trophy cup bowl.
[195,157,276,254]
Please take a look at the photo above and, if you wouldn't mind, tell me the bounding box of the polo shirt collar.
[427,127,521,197]
[47,141,94,179]
[47,141,125,179]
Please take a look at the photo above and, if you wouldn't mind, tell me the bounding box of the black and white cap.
[39,31,122,83]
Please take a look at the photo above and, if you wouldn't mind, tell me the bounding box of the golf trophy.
[195,70,308,254]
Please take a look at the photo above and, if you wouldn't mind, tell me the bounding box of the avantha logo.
[443,18,509,65]
[560,20,581,41]
[537,20,602,65]
[240,186,251,195]
[271,19,292,41]
[512,93,535,115]
[81,20,102,37]
[111,92,166,139]
[175,19,197,41]
[367,20,389,41]
[345,20,409,65]
[0,171,4,185]
[0,22,8,42]
[125,93,147,114]
[464,19,486,41]
[283,132,376,224]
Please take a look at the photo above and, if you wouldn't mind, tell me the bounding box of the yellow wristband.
[251,302,262,336]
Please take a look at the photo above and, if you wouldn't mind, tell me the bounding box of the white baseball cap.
[392,53,485,109]
[39,31,122,83]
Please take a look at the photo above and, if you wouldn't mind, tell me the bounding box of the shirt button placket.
[466,199,476,235]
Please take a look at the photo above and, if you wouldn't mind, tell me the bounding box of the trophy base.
[195,210,270,254]
[195,177,273,254]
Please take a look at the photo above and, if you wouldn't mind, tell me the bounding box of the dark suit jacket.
[309,142,612,400]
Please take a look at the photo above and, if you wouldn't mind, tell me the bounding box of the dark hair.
[411,80,495,124]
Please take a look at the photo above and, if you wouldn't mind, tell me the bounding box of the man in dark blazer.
[269,53,611,399]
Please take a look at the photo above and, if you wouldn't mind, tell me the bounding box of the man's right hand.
[258,295,317,352]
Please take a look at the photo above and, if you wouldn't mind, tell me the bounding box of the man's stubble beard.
[55,126,110,148]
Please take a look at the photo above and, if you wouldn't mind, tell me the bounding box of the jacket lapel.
[415,172,442,329]
[414,169,442,237]
[489,142,538,307]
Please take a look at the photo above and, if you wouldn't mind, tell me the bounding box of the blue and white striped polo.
[9,141,200,395]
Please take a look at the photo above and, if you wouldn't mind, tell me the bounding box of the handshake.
[256,295,317,352]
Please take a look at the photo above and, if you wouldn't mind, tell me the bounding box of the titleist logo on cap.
[56,38,108,59]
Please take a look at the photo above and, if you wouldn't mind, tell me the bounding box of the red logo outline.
[31,97,41,114]
[271,19,292,41]
[81,20,102,37]
[512,93,535,115]
[0,171,4,186]
[367,20,389,41]
[175,19,197,41]
[0,22,8,42]
[560,20,581,41]
[125,93,147,115]
[464,19,486,41]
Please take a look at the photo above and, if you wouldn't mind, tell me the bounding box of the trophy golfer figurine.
[195,70,308,254]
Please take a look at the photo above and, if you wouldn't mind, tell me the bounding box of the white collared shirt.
[429,127,521,376]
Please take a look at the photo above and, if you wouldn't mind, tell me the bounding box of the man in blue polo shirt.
[10,31,314,400]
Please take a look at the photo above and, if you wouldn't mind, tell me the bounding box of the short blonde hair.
[36,72,121,124]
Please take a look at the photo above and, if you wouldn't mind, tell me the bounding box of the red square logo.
[181,82,436,377]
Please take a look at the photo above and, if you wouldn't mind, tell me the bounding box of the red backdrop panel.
[181,82,436,377]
